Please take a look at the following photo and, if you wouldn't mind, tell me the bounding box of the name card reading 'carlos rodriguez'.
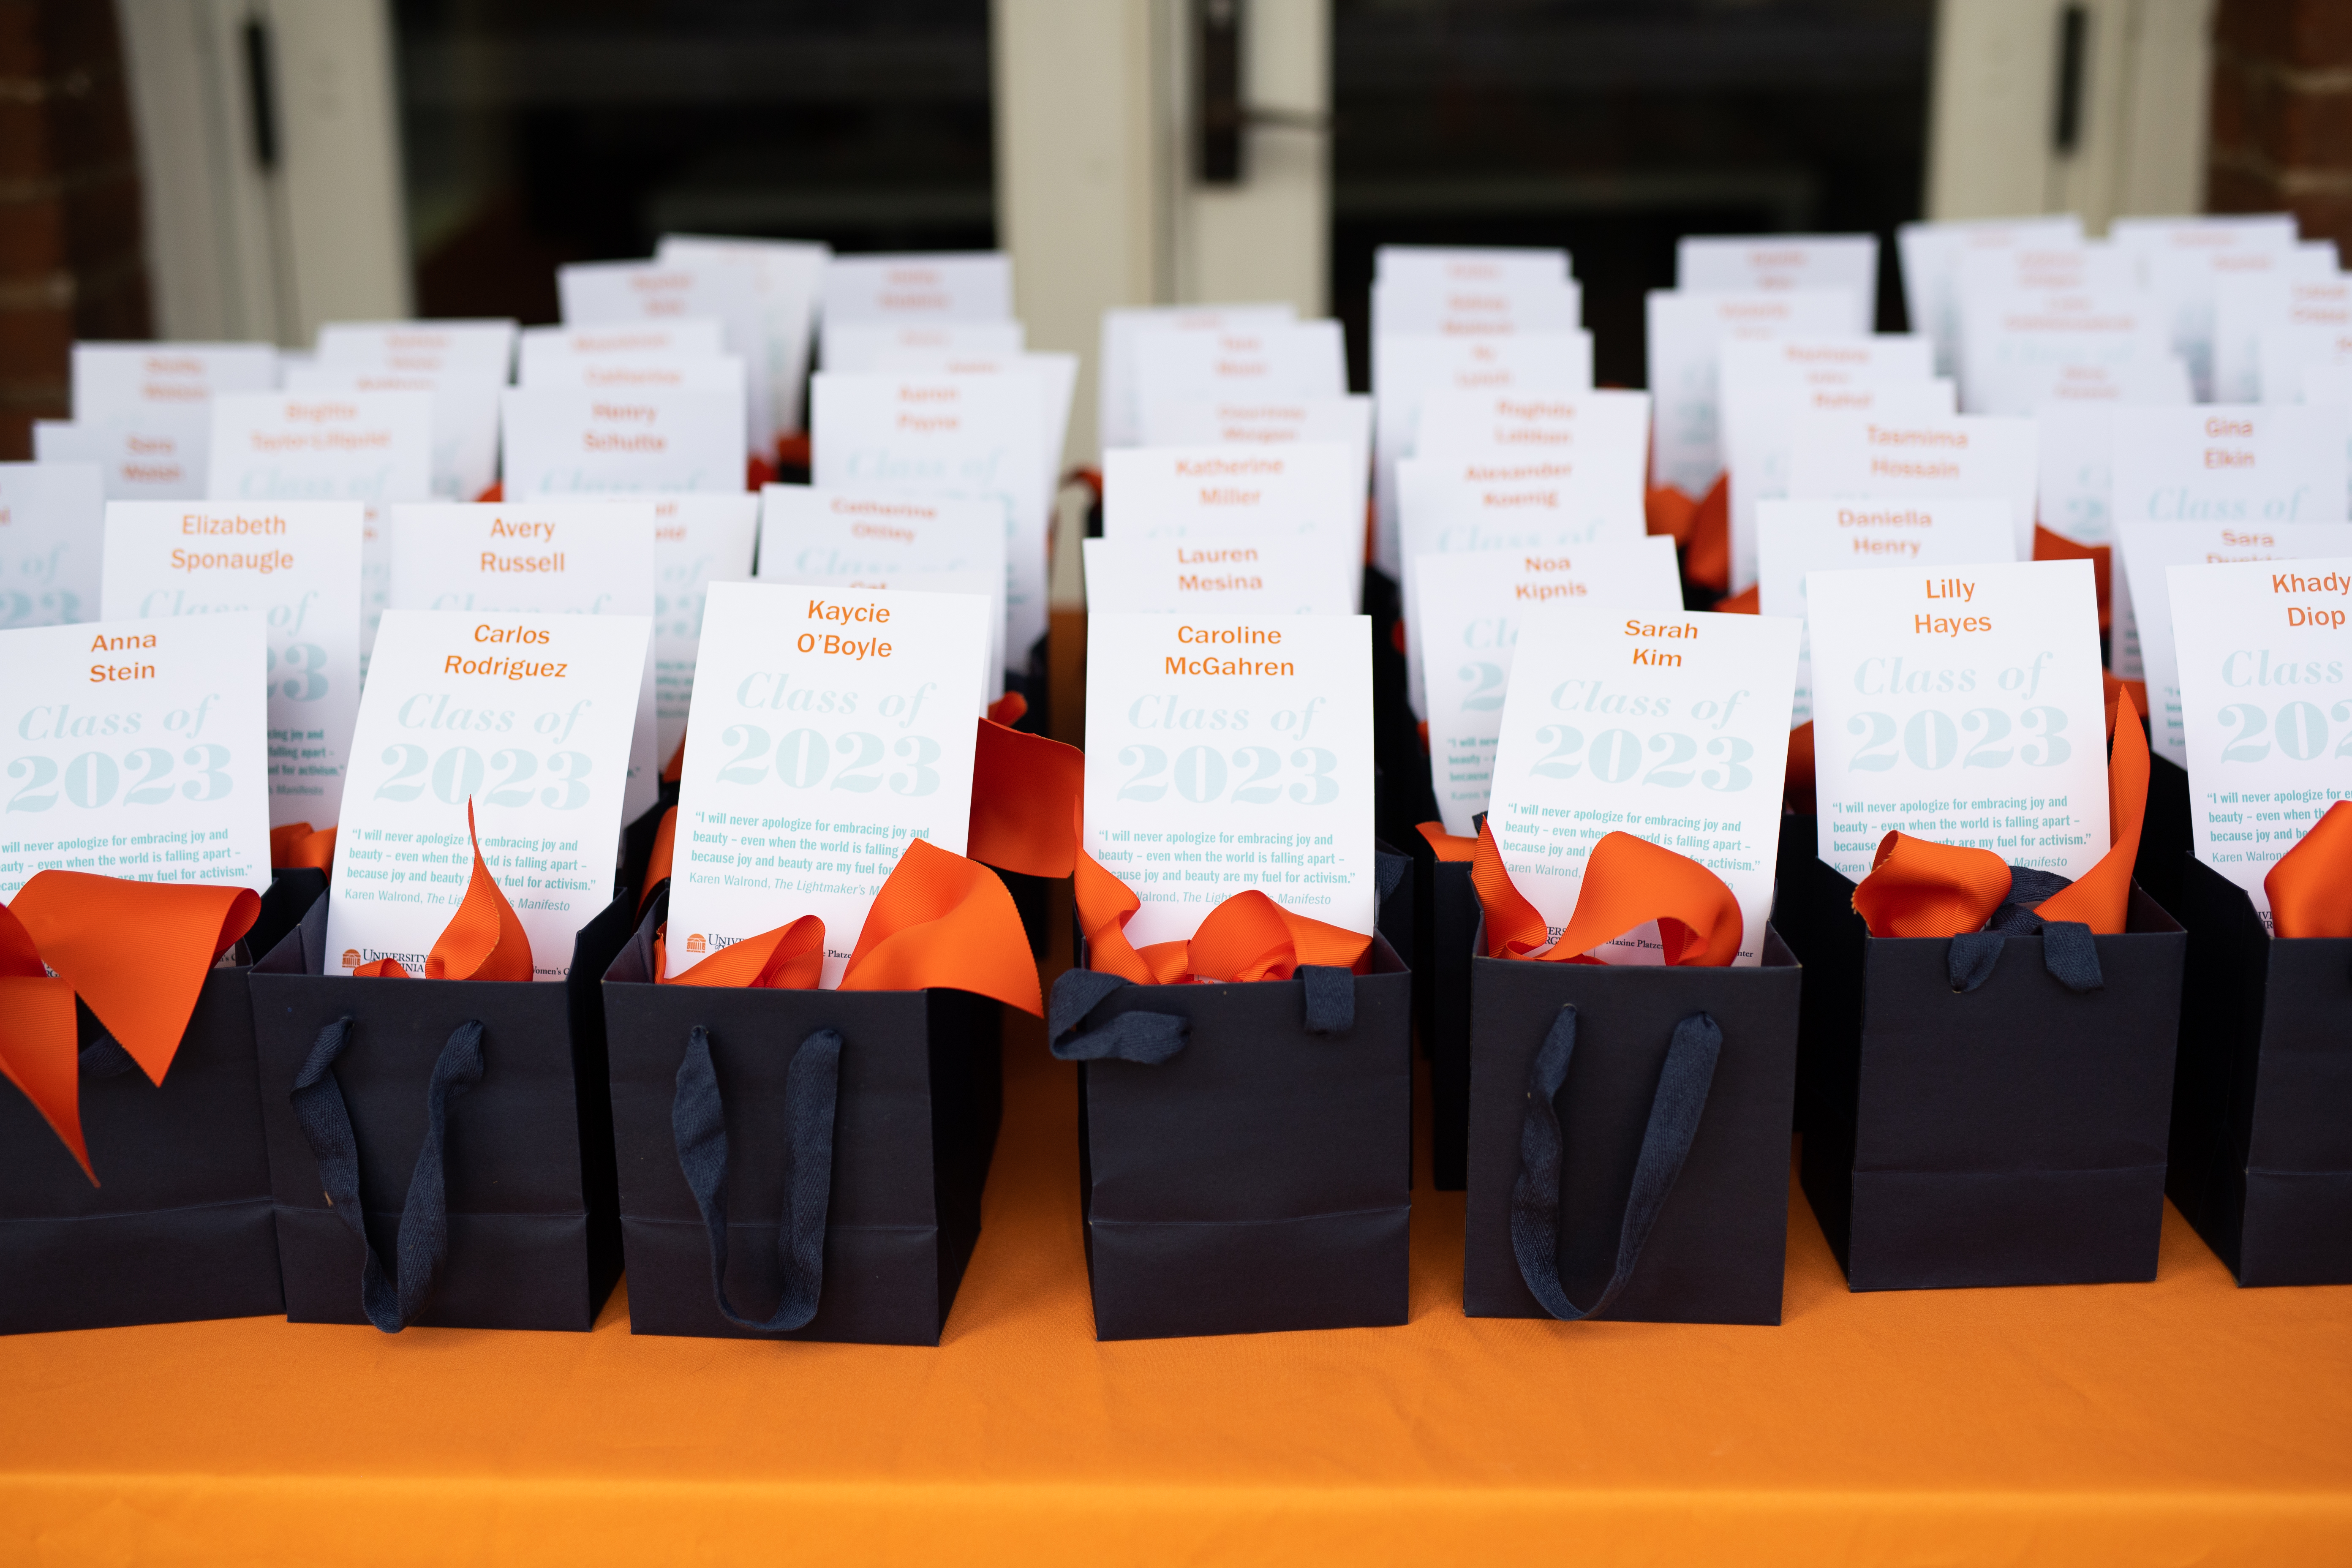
[2170,556,2352,926]
[666,583,993,988]
[326,610,650,980]
[1485,610,1800,966]
[1083,614,1376,948]
[0,613,270,901]
[1806,559,2110,885]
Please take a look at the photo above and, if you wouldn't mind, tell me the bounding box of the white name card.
[316,321,515,380]
[556,261,771,452]
[73,343,277,420]
[1646,289,1861,495]
[651,493,760,768]
[824,321,1026,375]
[0,461,102,627]
[281,365,503,504]
[500,387,747,502]
[521,352,746,397]
[517,320,725,383]
[1083,533,1357,618]
[1787,411,2040,557]
[1102,442,1363,572]
[35,411,210,501]
[821,253,1012,326]
[1099,305,1295,452]
[1677,236,1876,332]
[1895,215,2086,377]
[1726,378,1955,594]
[1135,321,1348,428]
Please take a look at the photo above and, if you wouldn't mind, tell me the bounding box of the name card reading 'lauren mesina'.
[1485,609,1799,966]
[326,609,650,980]
[2169,556,2352,926]
[1083,613,1375,947]
[666,582,993,988]
[0,613,270,900]
[1807,558,2109,884]
[101,500,365,826]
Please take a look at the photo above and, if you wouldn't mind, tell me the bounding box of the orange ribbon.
[269,821,338,873]
[2263,798,2352,938]
[1854,683,2148,938]
[0,873,261,1181]
[1715,583,1760,614]
[353,801,534,981]
[1470,821,1742,966]
[1416,821,1478,863]
[2034,525,2113,631]
[1645,476,1730,591]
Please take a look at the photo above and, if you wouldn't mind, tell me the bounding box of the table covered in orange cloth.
[4,999,2349,1567]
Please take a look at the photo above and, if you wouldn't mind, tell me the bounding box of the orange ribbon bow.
[1853,683,2149,938]
[269,822,338,873]
[353,801,534,981]
[1470,821,1743,967]
[0,873,260,1181]
[2263,798,2352,939]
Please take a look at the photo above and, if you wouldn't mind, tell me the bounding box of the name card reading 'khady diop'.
[1806,559,2109,885]
[1084,613,1375,947]
[666,582,994,988]
[0,613,270,901]
[326,609,649,980]
[1485,608,1799,966]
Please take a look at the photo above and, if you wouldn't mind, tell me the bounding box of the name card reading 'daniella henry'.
[0,612,270,901]
[1083,613,1376,948]
[100,500,366,827]
[1485,610,1799,966]
[1805,559,2110,885]
[2169,557,2352,926]
[665,583,994,988]
[325,609,651,980]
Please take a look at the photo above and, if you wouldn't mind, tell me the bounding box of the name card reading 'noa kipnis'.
[666,582,993,988]
[1806,559,2109,884]
[1486,609,1800,966]
[0,613,270,901]
[326,609,649,980]
[1083,613,1376,948]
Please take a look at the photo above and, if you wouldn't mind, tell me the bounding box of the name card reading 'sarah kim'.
[666,582,994,988]
[0,613,270,901]
[1485,608,1800,967]
[1083,613,1376,948]
[326,609,649,980]
[1806,559,2110,885]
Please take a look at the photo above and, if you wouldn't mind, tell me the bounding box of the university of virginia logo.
[340,948,361,969]
[685,933,707,954]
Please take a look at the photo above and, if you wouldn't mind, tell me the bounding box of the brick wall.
[0,0,152,460]
[2210,0,2352,249]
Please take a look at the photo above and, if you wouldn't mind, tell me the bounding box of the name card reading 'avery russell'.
[0,613,270,901]
[665,582,994,988]
[1083,613,1376,947]
[325,609,649,980]
[1806,559,2110,885]
[2170,556,2352,925]
[1485,608,1799,966]
[100,500,365,826]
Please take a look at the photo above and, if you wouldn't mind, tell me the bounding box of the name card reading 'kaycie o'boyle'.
[665,582,994,988]
[0,613,271,901]
[326,609,650,980]
[1806,558,2109,885]
[1083,612,1376,948]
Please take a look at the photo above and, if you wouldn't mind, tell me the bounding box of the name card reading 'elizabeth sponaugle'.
[1083,614,1375,946]
[666,582,994,987]
[0,613,270,900]
[1806,559,2109,884]
[326,610,648,979]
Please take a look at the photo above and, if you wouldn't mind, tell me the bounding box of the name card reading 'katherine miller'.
[667,582,993,987]
[0,613,270,901]
[1084,614,1375,947]
[1486,609,1799,966]
[326,609,649,980]
[1807,559,2109,884]
[101,500,365,825]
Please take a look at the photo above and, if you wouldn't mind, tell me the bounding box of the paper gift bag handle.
[288,1015,485,1334]
[671,1024,841,1334]
[1510,1004,1722,1323]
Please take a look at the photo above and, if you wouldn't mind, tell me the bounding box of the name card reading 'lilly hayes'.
[1485,609,1800,966]
[1414,536,1685,837]
[0,613,270,901]
[2170,557,2352,924]
[1083,533,1357,617]
[326,610,649,980]
[1084,614,1376,947]
[1756,497,2017,727]
[1807,559,2109,884]
[667,582,993,988]
[650,493,759,768]
[0,461,102,626]
[387,501,662,827]
[101,501,365,826]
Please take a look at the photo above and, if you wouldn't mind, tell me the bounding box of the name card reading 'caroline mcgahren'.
[326,609,649,980]
[1806,558,2109,884]
[1083,613,1375,947]
[1485,607,1799,965]
[0,612,270,900]
[666,582,994,987]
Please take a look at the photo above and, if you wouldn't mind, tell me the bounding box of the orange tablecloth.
[3,1001,2349,1566]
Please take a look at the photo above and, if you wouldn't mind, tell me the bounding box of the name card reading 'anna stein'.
[1806,559,2109,885]
[1083,613,1376,948]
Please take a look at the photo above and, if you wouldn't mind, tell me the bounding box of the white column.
[1176,0,1330,317]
